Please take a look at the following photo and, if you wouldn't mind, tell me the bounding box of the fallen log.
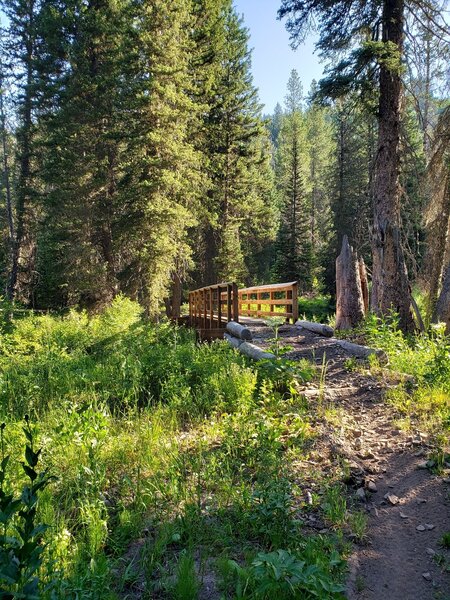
[335,339,387,362]
[226,321,253,341]
[224,333,243,349]
[239,342,275,361]
[296,320,334,338]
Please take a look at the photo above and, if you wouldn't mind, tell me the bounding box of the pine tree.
[1,0,42,303]
[269,102,283,147]
[117,0,202,314]
[329,98,375,265]
[193,3,276,286]
[274,70,312,290]
[305,85,334,286]
[37,0,131,308]
[278,0,437,330]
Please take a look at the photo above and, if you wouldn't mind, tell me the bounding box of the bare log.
[335,236,365,330]
[224,333,243,349]
[296,320,334,337]
[239,342,275,361]
[226,321,253,340]
[336,339,387,362]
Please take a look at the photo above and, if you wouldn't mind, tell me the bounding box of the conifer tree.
[118,0,202,313]
[278,0,438,330]
[274,69,312,290]
[1,0,42,303]
[194,3,276,286]
[269,102,283,147]
[37,0,131,308]
[305,85,334,285]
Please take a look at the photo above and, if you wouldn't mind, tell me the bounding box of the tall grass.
[360,313,450,438]
[0,297,348,598]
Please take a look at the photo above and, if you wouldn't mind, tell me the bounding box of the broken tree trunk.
[335,236,366,330]
[359,257,369,316]
[434,262,450,333]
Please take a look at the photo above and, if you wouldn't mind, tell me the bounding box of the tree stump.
[434,263,450,333]
[359,257,369,316]
[335,236,366,330]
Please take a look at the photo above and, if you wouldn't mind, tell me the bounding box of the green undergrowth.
[350,313,450,444]
[0,297,348,599]
[298,295,335,323]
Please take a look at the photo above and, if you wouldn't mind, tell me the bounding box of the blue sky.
[234,0,325,113]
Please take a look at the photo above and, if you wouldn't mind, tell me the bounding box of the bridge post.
[232,283,239,322]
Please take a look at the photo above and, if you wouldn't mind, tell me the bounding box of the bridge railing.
[188,282,239,336]
[238,281,298,323]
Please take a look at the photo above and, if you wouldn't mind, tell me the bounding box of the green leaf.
[23,425,33,445]
[22,464,37,482]
[1,455,10,472]
[25,446,41,469]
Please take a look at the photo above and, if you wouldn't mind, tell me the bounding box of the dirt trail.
[247,321,450,600]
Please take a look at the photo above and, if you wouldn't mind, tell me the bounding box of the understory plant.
[0,418,56,597]
[0,298,348,598]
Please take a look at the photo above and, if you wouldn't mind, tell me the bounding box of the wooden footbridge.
[187,281,298,340]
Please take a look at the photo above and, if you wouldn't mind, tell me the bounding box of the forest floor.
[246,320,450,600]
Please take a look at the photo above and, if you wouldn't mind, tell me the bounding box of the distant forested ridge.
[0,0,449,328]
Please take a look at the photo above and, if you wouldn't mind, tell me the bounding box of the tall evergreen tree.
[37,0,131,308]
[269,102,283,147]
[305,86,334,286]
[278,0,446,330]
[1,0,42,303]
[325,97,375,290]
[117,0,202,313]
[274,69,312,289]
[193,3,276,286]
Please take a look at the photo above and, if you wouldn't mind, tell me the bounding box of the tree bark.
[422,108,450,321]
[358,257,369,316]
[165,271,183,319]
[435,262,450,333]
[0,85,15,299]
[336,235,365,330]
[7,0,37,305]
[371,0,414,332]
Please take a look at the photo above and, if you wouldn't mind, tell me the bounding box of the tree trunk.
[358,257,369,315]
[0,86,15,299]
[296,320,334,337]
[423,183,450,320]
[7,0,37,305]
[226,321,252,340]
[238,341,275,361]
[165,271,183,319]
[336,235,366,330]
[422,108,450,321]
[371,0,414,333]
[434,262,450,333]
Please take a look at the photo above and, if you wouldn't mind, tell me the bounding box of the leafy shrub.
[0,418,56,597]
[220,547,345,599]
[298,295,335,323]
